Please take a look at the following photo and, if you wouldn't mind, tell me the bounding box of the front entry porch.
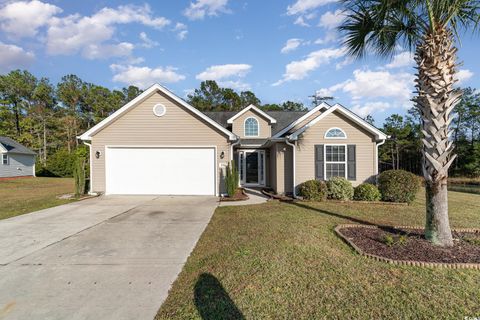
[238,150,266,187]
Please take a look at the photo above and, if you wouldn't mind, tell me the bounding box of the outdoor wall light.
[95,151,101,159]
[220,151,225,159]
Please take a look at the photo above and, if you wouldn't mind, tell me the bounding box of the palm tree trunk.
[414,27,460,247]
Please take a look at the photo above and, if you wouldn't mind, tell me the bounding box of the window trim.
[324,144,347,179]
[244,117,260,137]
[324,127,347,139]
[2,154,9,165]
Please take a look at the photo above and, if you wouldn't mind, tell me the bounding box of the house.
[0,136,36,178]
[79,84,387,196]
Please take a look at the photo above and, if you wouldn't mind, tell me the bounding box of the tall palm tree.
[339,0,479,246]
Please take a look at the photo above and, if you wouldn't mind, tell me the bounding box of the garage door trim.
[104,145,217,196]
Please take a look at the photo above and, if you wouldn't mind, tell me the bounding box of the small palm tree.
[339,0,480,246]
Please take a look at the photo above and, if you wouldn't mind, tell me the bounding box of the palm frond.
[339,0,425,59]
[339,0,480,58]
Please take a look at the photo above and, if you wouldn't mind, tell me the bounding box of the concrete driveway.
[0,195,218,320]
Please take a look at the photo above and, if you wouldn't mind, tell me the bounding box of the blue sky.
[0,0,478,124]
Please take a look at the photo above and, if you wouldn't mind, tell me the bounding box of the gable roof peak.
[79,83,237,141]
[226,104,277,124]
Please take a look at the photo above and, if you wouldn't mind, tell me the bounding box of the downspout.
[83,141,96,195]
[285,138,297,198]
[230,138,241,162]
[375,139,386,175]
[230,137,241,187]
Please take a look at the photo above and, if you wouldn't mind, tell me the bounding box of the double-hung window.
[2,154,8,165]
[325,145,346,178]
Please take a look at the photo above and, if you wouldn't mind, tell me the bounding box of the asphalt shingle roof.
[0,136,36,155]
[203,110,308,136]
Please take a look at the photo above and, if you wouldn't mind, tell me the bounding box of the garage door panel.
[106,147,215,195]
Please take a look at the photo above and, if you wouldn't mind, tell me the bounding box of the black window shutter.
[347,145,356,181]
[315,145,324,180]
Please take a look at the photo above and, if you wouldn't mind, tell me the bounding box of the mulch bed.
[261,188,295,201]
[220,188,249,202]
[337,225,480,266]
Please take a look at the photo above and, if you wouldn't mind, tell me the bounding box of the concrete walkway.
[219,188,270,206]
[0,195,217,320]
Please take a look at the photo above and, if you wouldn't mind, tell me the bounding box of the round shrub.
[378,170,420,203]
[353,183,381,201]
[327,177,354,200]
[299,179,327,201]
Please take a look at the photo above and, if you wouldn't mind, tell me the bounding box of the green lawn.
[0,177,75,220]
[156,190,480,319]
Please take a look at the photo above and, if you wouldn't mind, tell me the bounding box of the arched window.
[325,127,347,139]
[244,117,259,136]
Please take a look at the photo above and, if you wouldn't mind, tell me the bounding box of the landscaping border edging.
[335,224,480,270]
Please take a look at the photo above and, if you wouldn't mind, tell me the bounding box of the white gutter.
[82,141,96,195]
[230,138,241,162]
[375,139,386,175]
[285,138,297,198]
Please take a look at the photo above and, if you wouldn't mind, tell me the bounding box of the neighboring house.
[0,136,36,178]
[79,84,387,196]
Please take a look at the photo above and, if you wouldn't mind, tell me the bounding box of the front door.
[239,150,265,186]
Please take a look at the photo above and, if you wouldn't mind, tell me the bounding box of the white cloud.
[183,0,230,20]
[335,56,354,70]
[110,64,186,88]
[318,9,343,29]
[281,38,303,54]
[217,80,250,91]
[46,4,170,58]
[196,64,251,81]
[273,48,345,86]
[385,51,414,69]
[0,0,62,38]
[293,11,317,26]
[0,42,35,72]
[455,69,473,84]
[351,102,390,117]
[173,22,188,40]
[314,30,338,45]
[287,0,336,15]
[319,69,415,104]
[83,42,134,60]
[196,64,252,90]
[139,32,159,48]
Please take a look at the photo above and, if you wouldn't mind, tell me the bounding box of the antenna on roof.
[309,92,334,107]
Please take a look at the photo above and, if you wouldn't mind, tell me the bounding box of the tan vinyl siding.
[269,146,277,191]
[90,91,231,194]
[232,109,271,138]
[295,110,377,189]
[271,142,293,194]
[288,110,323,134]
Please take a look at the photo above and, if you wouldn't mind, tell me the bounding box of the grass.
[0,177,75,220]
[448,184,480,195]
[156,190,480,319]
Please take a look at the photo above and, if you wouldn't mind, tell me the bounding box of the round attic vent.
[153,104,166,117]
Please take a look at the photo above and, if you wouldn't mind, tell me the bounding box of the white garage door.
[105,147,216,195]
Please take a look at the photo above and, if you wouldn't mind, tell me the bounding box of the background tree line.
[0,70,142,176]
[0,69,478,178]
[377,87,480,177]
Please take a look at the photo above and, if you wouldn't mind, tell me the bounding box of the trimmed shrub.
[73,156,86,197]
[225,160,239,197]
[353,183,381,201]
[299,179,327,201]
[378,170,420,203]
[327,177,354,200]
